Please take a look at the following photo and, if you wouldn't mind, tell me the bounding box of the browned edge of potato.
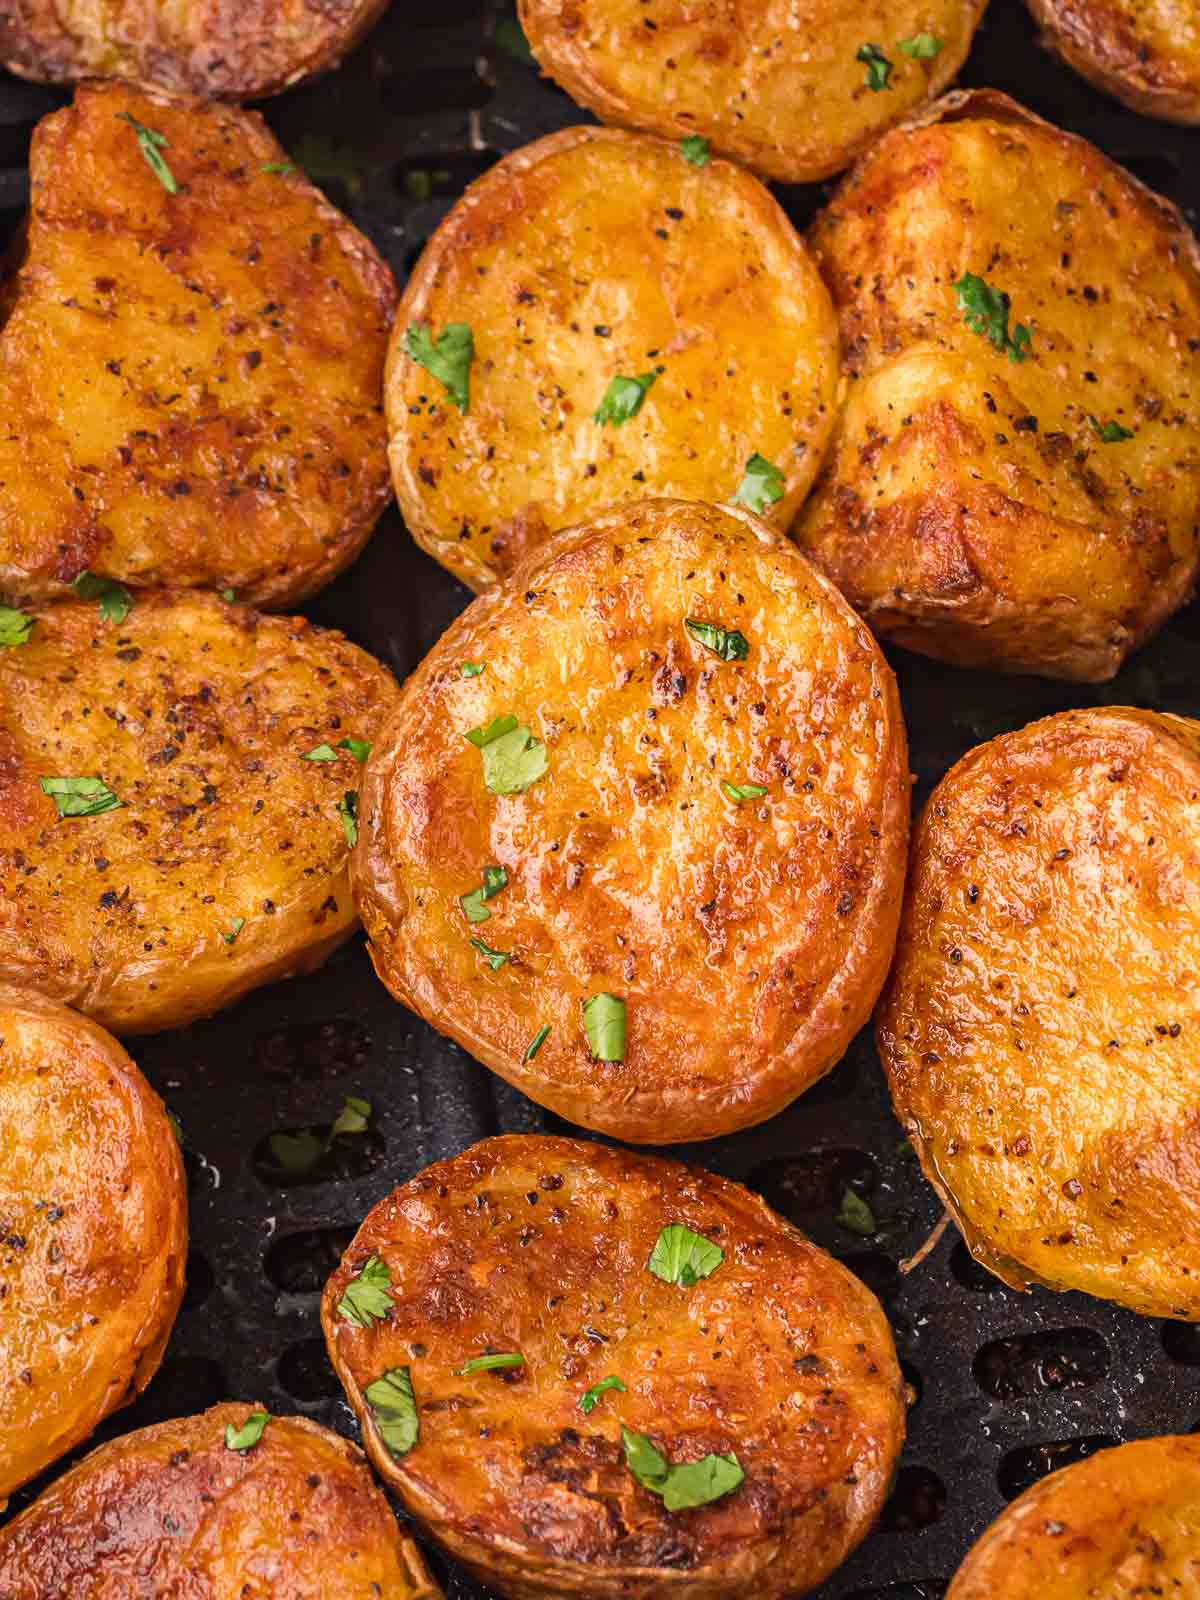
[0,984,186,1502]
[517,0,988,184]
[322,1134,908,1600]
[0,81,397,610]
[0,0,391,100]
[947,1434,1200,1597]
[388,124,840,591]
[0,590,400,1035]
[0,1404,443,1598]
[1025,0,1200,124]
[795,88,1200,682]
[352,498,910,1143]
[878,705,1200,1319]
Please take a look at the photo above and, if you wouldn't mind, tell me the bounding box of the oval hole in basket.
[845,1585,948,1600]
[877,1466,947,1532]
[254,1018,372,1082]
[264,1226,357,1294]
[973,1327,1109,1401]
[252,1123,386,1188]
[277,1337,341,1404]
[1162,1321,1200,1366]
[997,1435,1116,1501]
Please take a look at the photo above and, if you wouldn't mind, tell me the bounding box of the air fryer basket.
[2,3,1199,1596]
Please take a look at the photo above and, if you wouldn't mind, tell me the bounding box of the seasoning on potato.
[0,0,389,99]
[517,0,986,183]
[947,1434,1200,1597]
[0,1405,443,1598]
[322,1134,907,1600]
[0,81,396,610]
[352,498,909,1143]
[0,590,398,1035]
[387,126,840,590]
[796,89,1200,682]
[0,985,185,1502]
[1026,0,1200,124]
[879,706,1200,1320]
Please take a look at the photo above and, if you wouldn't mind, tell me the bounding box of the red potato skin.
[1026,0,1200,124]
[322,1135,908,1600]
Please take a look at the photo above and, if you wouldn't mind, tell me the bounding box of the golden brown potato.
[879,706,1200,1320]
[0,589,398,1035]
[0,0,389,99]
[322,1134,907,1600]
[388,126,840,592]
[352,498,909,1143]
[517,0,986,184]
[947,1435,1200,1598]
[1026,0,1200,124]
[0,81,396,610]
[796,90,1200,682]
[0,1405,443,1598]
[0,984,185,1502]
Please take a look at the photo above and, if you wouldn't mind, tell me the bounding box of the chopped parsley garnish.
[648,1224,724,1287]
[953,273,1032,362]
[73,571,133,623]
[40,775,122,818]
[730,453,785,515]
[583,993,626,1061]
[336,790,359,847]
[1088,415,1134,443]
[117,113,178,194]
[337,1255,394,1328]
[594,371,659,427]
[680,135,711,166]
[685,618,749,661]
[460,863,508,924]
[261,161,295,176]
[268,1095,370,1173]
[0,607,32,648]
[580,1375,626,1414]
[470,936,511,971]
[221,916,245,945]
[220,588,237,602]
[303,743,337,762]
[455,1352,525,1376]
[621,1427,744,1511]
[898,33,943,57]
[331,1095,371,1137]
[836,1186,877,1236]
[465,714,548,796]
[224,1411,269,1452]
[857,43,893,90]
[339,736,371,763]
[721,781,767,803]
[525,1024,551,1061]
[460,661,486,677]
[405,321,474,412]
[364,1367,419,1458]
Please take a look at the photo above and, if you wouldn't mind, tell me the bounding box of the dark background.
[2,4,1200,1597]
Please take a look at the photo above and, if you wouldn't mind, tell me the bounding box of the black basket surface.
[2,4,1200,1598]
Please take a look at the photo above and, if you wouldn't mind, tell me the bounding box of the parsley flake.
[221,916,245,945]
[621,1427,744,1511]
[364,1366,419,1458]
[580,1375,626,1414]
[730,453,785,515]
[857,43,893,90]
[460,661,486,678]
[470,936,510,971]
[680,135,711,166]
[455,1352,525,1376]
[268,1095,371,1174]
[898,32,943,57]
[0,607,32,648]
[339,737,371,763]
[583,993,626,1061]
[117,113,178,194]
[337,1255,394,1328]
[405,322,474,412]
[836,1186,877,1237]
[303,743,338,763]
[224,1411,269,1452]
[461,863,508,924]
[261,161,295,176]
[331,1095,371,1137]
[953,273,1032,362]
[648,1224,724,1287]
[336,790,359,847]
[525,1023,551,1061]
[685,618,749,661]
[1088,415,1134,443]
[73,571,133,623]
[40,775,122,818]
[594,371,659,426]
[465,715,548,795]
[721,781,767,803]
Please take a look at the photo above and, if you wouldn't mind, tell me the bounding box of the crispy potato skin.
[0,1405,443,1598]
[352,499,909,1143]
[1026,0,1200,124]
[0,591,398,1035]
[948,1435,1200,1598]
[796,91,1200,682]
[517,0,986,184]
[0,984,185,1501]
[322,1135,906,1600]
[879,706,1200,1319]
[388,127,840,592]
[0,0,389,99]
[0,82,396,610]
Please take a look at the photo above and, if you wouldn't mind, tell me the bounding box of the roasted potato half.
[322,1134,907,1600]
[879,706,1200,1320]
[0,590,398,1035]
[0,984,185,1502]
[0,0,390,100]
[947,1434,1200,1598]
[352,498,909,1143]
[0,1405,443,1598]
[517,0,987,184]
[1026,0,1200,124]
[796,90,1200,682]
[388,126,840,591]
[0,81,396,610]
